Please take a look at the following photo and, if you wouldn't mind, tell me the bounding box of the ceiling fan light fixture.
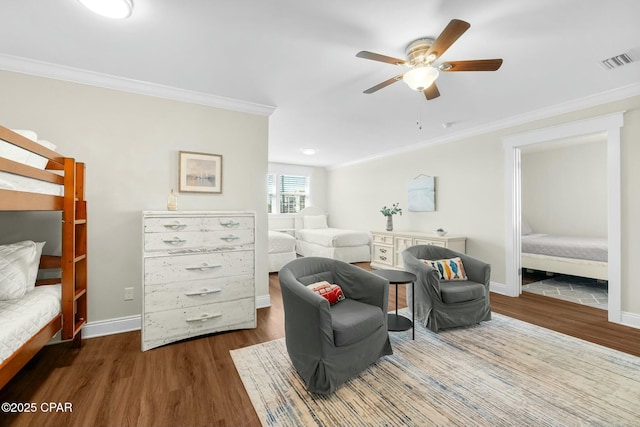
[402,66,439,91]
[78,0,133,19]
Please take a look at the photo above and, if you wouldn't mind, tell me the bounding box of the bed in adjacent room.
[268,230,296,272]
[521,225,608,281]
[294,207,372,263]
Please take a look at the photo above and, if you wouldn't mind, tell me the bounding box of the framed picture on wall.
[179,151,222,193]
[408,175,435,211]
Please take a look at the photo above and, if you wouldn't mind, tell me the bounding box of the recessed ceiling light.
[301,148,316,155]
[78,0,133,19]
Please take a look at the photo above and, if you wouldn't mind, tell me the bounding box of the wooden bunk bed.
[0,125,87,389]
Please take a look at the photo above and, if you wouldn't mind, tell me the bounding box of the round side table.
[371,269,416,340]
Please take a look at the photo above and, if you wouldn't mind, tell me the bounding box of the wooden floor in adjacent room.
[2,265,639,427]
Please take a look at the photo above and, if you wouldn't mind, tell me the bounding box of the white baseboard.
[256,294,271,309]
[83,294,272,339]
[489,281,509,295]
[621,311,640,329]
[83,315,141,339]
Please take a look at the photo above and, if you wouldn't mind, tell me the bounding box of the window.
[267,173,309,214]
[267,174,275,213]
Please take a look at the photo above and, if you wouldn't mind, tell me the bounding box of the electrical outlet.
[124,287,134,301]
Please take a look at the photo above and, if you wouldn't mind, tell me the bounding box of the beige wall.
[327,95,640,318]
[521,137,608,237]
[0,70,270,323]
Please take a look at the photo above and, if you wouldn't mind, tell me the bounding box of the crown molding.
[331,82,640,170]
[0,53,276,116]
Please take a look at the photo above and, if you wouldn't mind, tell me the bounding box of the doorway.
[520,135,608,309]
[503,112,623,324]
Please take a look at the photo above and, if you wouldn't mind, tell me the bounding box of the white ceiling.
[0,0,639,167]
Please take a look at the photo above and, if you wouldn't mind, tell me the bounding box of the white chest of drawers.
[142,211,256,351]
[370,230,467,270]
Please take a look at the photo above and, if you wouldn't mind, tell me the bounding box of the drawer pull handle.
[185,263,222,271]
[219,235,240,242]
[185,288,222,297]
[163,221,187,230]
[380,248,387,253]
[186,312,222,323]
[380,256,387,261]
[163,237,187,245]
[219,220,240,228]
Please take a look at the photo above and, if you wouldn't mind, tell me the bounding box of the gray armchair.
[402,245,491,332]
[279,257,393,394]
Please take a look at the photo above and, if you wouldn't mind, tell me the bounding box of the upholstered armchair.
[402,245,491,332]
[279,257,393,394]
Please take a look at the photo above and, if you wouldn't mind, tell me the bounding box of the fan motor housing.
[405,38,435,66]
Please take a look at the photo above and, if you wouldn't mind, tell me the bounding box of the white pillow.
[0,241,41,300]
[304,215,328,229]
[521,218,533,235]
[26,241,46,292]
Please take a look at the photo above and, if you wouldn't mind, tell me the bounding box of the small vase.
[167,189,178,211]
[386,215,393,231]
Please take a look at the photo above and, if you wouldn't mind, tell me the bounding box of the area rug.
[523,274,608,310]
[230,311,640,426]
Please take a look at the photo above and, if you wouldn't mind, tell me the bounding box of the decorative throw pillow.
[303,215,328,229]
[0,240,40,300]
[307,281,345,305]
[421,257,468,281]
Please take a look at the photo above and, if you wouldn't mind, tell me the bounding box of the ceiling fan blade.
[440,59,503,72]
[363,75,404,94]
[423,83,440,100]
[426,19,471,59]
[356,51,406,66]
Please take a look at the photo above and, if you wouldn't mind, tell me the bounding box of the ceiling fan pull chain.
[416,97,423,130]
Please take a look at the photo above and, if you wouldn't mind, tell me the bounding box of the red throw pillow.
[307,281,345,305]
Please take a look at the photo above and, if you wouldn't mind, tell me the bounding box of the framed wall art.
[178,151,222,193]
[408,175,435,212]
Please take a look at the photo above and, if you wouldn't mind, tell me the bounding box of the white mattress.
[269,251,297,272]
[268,230,296,254]
[0,284,61,364]
[0,129,62,196]
[296,228,371,248]
[0,172,64,196]
[1,129,57,170]
[296,240,371,263]
[521,234,608,262]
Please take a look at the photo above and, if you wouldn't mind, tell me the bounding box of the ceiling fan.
[356,19,503,100]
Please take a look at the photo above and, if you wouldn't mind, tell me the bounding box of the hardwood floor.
[2,266,639,426]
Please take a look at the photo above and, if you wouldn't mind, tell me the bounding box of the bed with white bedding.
[294,207,372,263]
[1,125,87,389]
[521,232,608,280]
[0,285,61,365]
[268,230,296,272]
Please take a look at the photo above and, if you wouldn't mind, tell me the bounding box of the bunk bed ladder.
[62,158,87,347]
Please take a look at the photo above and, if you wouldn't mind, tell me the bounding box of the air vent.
[600,52,634,70]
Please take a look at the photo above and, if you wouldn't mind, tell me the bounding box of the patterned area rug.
[522,274,608,310]
[230,312,640,427]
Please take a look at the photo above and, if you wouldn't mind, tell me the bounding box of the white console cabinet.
[370,230,467,270]
[142,211,256,351]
